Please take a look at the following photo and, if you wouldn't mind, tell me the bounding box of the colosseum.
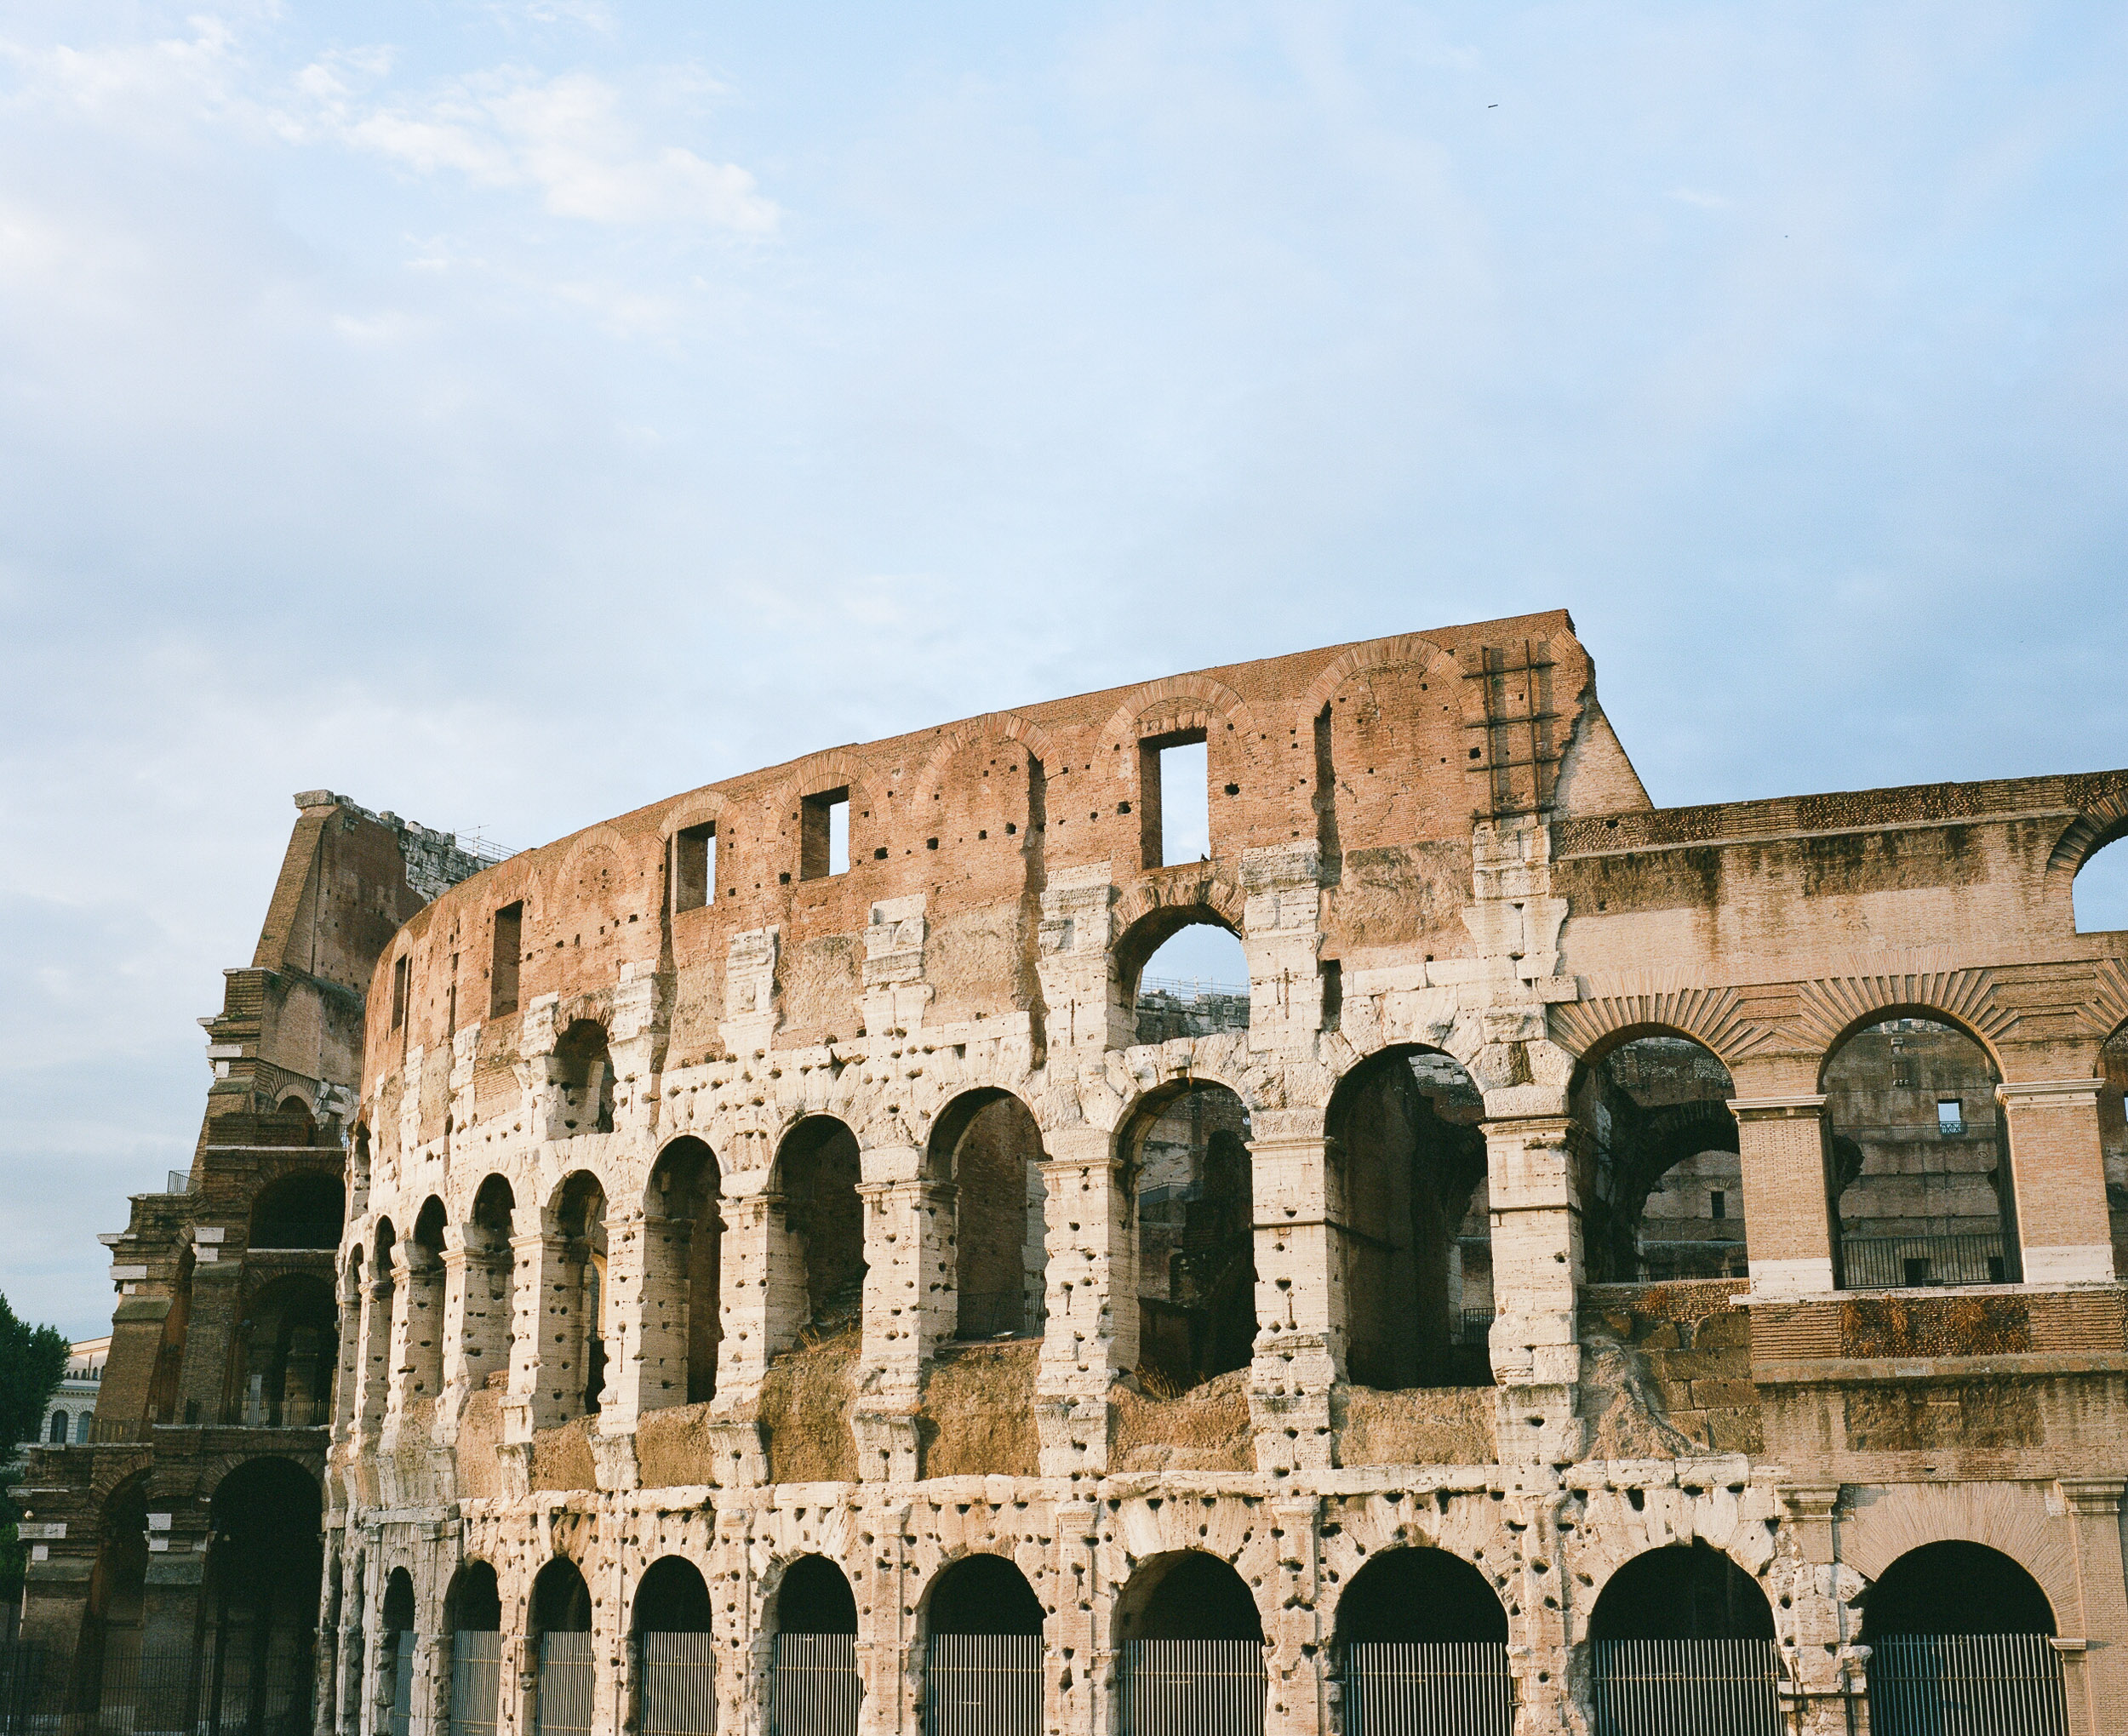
[146,614,2128,1735]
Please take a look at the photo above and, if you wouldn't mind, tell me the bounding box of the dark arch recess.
[776,1556,858,1636]
[1115,1552,1262,1644]
[927,1555,1044,1637]
[1334,1548,1508,1647]
[1588,1544,1774,1643]
[381,1568,415,1633]
[532,1558,592,1635]
[445,1562,501,1632]
[633,1556,713,1633]
[1862,1541,2056,1639]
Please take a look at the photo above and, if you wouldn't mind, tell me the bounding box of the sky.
[2,2,2125,1338]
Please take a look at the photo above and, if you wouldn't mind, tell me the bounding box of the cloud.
[1668,186,1731,209]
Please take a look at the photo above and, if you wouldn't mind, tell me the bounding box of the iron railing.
[449,1632,503,1736]
[19,1637,318,1736]
[1867,1633,2068,1736]
[1342,1642,1513,1736]
[535,1634,594,1736]
[386,1638,413,1736]
[1839,1233,2011,1289]
[638,1632,716,1736]
[1119,1639,1266,1736]
[924,1635,1040,1736]
[1588,1638,1782,1736]
[771,1634,861,1736]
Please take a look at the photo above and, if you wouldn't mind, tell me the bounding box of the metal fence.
[0,1644,45,1736]
[536,1635,595,1736]
[386,1639,413,1736]
[924,1635,1040,1736]
[1343,1642,1513,1736]
[0,1638,317,1736]
[1839,1233,2009,1289]
[638,1632,716,1736]
[1588,1639,1781,1736]
[1120,1639,1266,1736]
[1868,1633,2068,1736]
[771,1635,861,1736]
[449,1632,503,1736]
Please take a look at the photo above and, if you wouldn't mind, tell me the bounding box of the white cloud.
[1668,186,1731,210]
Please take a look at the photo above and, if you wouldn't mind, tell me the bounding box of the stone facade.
[153,618,2128,1734]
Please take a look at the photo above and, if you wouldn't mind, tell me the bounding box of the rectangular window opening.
[1936,1099,1965,1136]
[490,902,523,1017]
[1320,958,1341,1031]
[1710,1190,1726,1220]
[674,823,716,912]
[801,787,850,880]
[1139,731,1209,868]
[391,955,409,1031]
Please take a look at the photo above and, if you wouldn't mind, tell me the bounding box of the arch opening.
[1573,1036,1743,1285]
[1126,1082,1256,1394]
[633,1557,712,1634]
[634,1558,714,1736]
[1333,1548,1512,1735]
[400,1196,448,1409]
[2074,832,2128,934]
[233,1272,338,1427]
[465,1177,517,1400]
[1333,1548,1508,1647]
[924,1556,1043,1736]
[249,1171,345,1249]
[203,1459,323,1736]
[1587,1545,1779,1736]
[1823,1017,2018,1288]
[775,1117,867,1339]
[1588,1543,1774,1644]
[531,1560,592,1736]
[1329,1047,1493,1388]
[647,1139,723,1404]
[553,1019,615,1135]
[1129,914,1250,1045]
[1115,1554,1264,1736]
[930,1092,1047,1340]
[1862,1542,2067,1736]
[550,1174,609,1417]
[769,1558,859,1736]
[443,1563,502,1736]
[775,1556,858,1636]
[925,1555,1044,1638]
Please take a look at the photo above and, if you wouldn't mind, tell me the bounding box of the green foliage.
[0,1292,71,1601]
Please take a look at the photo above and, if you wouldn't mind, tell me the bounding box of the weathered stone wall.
[328,624,2128,1736]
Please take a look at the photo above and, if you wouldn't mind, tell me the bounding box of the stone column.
[711,1506,760,1736]
[855,1156,951,1482]
[621,1208,688,1422]
[503,1231,563,1446]
[1247,1113,1341,1475]
[1481,1114,1587,1462]
[1036,1125,1135,1481]
[1263,1495,1325,1736]
[1776,1486,1865,1736]
[357,1274,395,1447]
[1730,1094,1839,1299]
[713,1186,804,1412]
[2056,1478,2128,1736]
[599,1203,654,1431]
[1998,1081,2117,1285]
[1506,1489,1573,1736]
[1046,1500,1103,1736]
[408,1632,445,1736]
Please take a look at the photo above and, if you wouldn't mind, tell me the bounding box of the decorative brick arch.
[1838,1483,2078,1630]
[915,711,1065,791]
[764,748,875,824]
[1112,868,1247,939]
[1790,962,2017,1075]
[1296,632,1458,721]
[552,825,632,894]
[1098,675,1261,754]
[2049,780,2128,873]
[1549,976,1774,1071]
[659,788,727,842]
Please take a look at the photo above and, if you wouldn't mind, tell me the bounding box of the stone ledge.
[1752,1351,2128,1385]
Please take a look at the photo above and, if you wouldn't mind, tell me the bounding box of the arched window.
[1587,1543,1778,1736]
[1823,1017,2017,1288]
[1125,1082,1256,1392]
[203,1459,324,1736]
[924,1556,1043,1733]
[1333,1547,1511,1732]
[2073,833,2128,934]
[1862,1541,2067,1735]
[634,1557,713,1736]
[1130,915,1250,1044]
[775,1118,867,1339]
[465,1178,517,1398]
[84,1473,151,1697]
[549,1175,609,1419]
[47,1409,66,1443]
[401,1197,448,1408]
[1114,1553,1264,1734]
[381,1568,417,1736]
[531,1560,593,1736]
[1329,1047,1493,1389]
[235,1273,338,1427]
[1573,1036,1742,1283]
[928,1092,1046,1340]
[553,1021,615,1135]
[645,1139,722,1405]
[770,1557,860,1736]
[443,1562,502,1736]
[249,1171,346,1249]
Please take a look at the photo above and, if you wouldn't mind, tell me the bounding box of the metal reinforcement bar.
[1344,1642,1513,1736]
[1588,1638,1782,1736]
[924,1635,1042,1736]
[1120,1640,1267,1736]
[771,1634,861,1736]
[639,1632,717,1736]
[1866,1633,2068,1736]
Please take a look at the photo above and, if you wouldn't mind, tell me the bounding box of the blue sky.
[3,2,2125,1336]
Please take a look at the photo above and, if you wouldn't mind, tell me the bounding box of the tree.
[0,1292,70,1602]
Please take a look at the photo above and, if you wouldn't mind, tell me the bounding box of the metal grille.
[639,1632,716,1736]
[1588,1639,1781,1736]
[536,1634,595,1736]
[450,1632,503,1736]
[1344,1642,1513,1736]
[924,1635,1040,1736]
[771,1635,860,1736]
[23,1638,317,1736]
[1868,1633,2068,1736]
[1120,1640,1266,1736]
[1840,1234,2010,1289]
[388,1641,414,1736]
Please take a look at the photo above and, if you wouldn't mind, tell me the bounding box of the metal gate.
[771,1634,860,1736]
[639,1632,717,1736]
[1344,1642,1513,1736]
[924,1634,1041,1736]
[1120,1640,1266,1736]
[1868,1634,2068,1736]
[1588,1639,1782,1736]
[388,1637,415,1736]
[449,1632,504,1736]
[536,1634,596,1736]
